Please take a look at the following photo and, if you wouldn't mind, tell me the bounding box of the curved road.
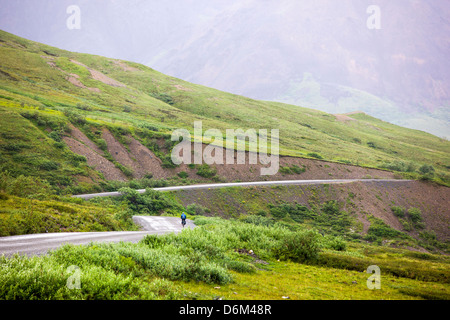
[0,216,194,257]
[72,178,412,200]
[1,179,411,256]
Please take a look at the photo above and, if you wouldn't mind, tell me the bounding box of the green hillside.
[0,29,449,191]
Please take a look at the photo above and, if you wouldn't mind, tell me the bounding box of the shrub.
[380,161,417,172]
[177,171,188,179]
[367,141,377,148]
[391,206,406,218]
[321,200,341,216]
[39,160,59,171]
[419,231,437,242]
[399,218,412,231]
[321,235,347,251]
[418,164,435,175]
[186,203,209,216]
[365,217,410,242]
[1,173,54,199]
[96,138,108,151]
[240,215,275,227]
[223,260,256,274]
[54,141,65,149]
[63,109,86,126]
[279,166,293,175]
[118,187,182,214]
[407,207,423,224]
[48,131,62,142]
[291,165,306,174]
[307,152,323,159]
[151,92,174,105]
[114,162,133,177]
[196,164,217,178]
[161,154,178,168]
[273,229,321,262]
[280,165,305,175]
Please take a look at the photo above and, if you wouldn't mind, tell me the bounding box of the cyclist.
[181,212,187,228]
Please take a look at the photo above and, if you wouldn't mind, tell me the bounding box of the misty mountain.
[1,0,449,137]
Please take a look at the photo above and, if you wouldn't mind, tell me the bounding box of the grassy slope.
[1,216,449,300]
[0,194,136,236]
[0,29,449,190]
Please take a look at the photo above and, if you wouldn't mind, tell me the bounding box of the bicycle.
[181,212,187,228]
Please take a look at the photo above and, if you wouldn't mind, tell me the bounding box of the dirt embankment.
[63,125,127,181]
[172,180,450,242]
[101,128,165,179]
[64,126,396,183]
[168,142,395,182]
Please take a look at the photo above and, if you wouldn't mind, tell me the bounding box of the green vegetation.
[390,206,426,232]
[0,194,136,236]
[116,187,183,215]
[1,216,449,300]
[279,164,306,175]
[307,152,323,160]
[195,164,217,178]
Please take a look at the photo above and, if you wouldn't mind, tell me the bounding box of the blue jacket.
[181,213,187,220]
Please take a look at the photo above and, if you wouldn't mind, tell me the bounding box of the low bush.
[307,152,323,160]
[380,161,416,173]
[367,141,377,148]
[118,187,182,214]
[407,207,423,224]
[399,218,412,231]
[321,235,347,251]
[364,217,411,243]
[39,160,60,171]
[267,201,354,236]
[391,205,406,218]
[418,164,435,175]
[96,138,108,151]
[63,109,87,126]
[161,154,178,168]
[280,165,306,175]
[272,229,321,262]
[196,164,217,178]
[0,172,54,199]
[186,203,210,216]
[177,171,188,179]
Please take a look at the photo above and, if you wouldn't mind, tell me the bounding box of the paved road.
[1,179,411,257]
[0,216,194,257]
[72,179,412,200]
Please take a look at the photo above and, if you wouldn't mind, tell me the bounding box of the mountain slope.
[1,1,449,138]
[0,29,449,190]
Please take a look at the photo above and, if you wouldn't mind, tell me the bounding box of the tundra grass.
[1,216,448,300]
[177,260,450,300]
